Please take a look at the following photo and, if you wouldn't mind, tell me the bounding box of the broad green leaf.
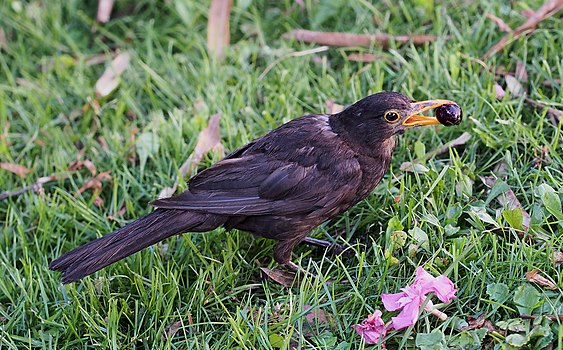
[528,324,553,349]
[537,184,563,220]
[485,180,510,205]
[449,329,487,350]
[422,213,441,227]
[387,216,404,234]
[446,204,462,222]
[513,284,541,314]
[415,329,448,350]
[502,208,524,230]
[415,140,426,159]
[486,283,510,303]
[390,230,408,248]
[444,224,460,236]
[410,227,430,250]
[505,334,527,347]
[269,333,285,348]
[496,318,526,332]
[469,206,499,226]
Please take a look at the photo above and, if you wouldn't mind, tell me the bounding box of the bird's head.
[329,92,456,156]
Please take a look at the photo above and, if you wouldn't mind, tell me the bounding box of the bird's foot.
[283,261,315,279]
[301,237,347,255]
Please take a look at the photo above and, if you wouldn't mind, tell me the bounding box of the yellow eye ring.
[384,110,400,123]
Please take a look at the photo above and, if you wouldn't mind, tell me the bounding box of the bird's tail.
[49,208,208,283]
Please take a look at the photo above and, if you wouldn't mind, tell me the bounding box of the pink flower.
[381,267,457,330]
[352,310,389,346]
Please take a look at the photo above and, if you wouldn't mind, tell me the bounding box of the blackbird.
[50,92,456,283]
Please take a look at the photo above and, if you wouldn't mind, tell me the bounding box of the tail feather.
[49,209,205,283]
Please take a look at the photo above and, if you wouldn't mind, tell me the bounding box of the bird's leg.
[274,239,313,277]
[301,236,332,248]
[301,236,346,255]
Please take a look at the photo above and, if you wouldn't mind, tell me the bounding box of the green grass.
[1,0,562,349]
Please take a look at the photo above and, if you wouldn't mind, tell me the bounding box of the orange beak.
[402,99,456,127]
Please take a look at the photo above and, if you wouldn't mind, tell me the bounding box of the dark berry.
[435,104,462,126]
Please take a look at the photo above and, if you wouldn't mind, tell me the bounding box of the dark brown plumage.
[49,92,456,283]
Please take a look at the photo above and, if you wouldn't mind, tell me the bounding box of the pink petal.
[414,266,437,291]
[353,310,388,346]
[390,298,422,330]
[381,292,407,311]
[432,275,457,303]
[414,267,457,303]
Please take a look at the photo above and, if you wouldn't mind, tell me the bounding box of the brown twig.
[524,97,562,124]
[0,184,40,201]
[483,0,563,58]
[0,175,66,201]
[520,314,563,321]
[283,29,438,49]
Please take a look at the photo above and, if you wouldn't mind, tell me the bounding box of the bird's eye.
[384,110,400,123]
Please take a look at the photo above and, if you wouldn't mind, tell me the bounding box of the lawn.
[0,0,562,349]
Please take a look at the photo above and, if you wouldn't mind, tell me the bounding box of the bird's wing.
[151,116,362,216]
[151,153,361,216]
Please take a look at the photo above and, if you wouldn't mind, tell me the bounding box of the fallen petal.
[391,298,422,330]
[381,292,408,311]
[353,310,388,346]
[431,275,457,302]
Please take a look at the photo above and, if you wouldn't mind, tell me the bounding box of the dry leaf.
[542,79,561,87]
[326,100,344,114]
[76,171,112,196]
[459,313,497,332]
[494,82,506,100]
[93,195,104,207]
[164,320,183,339]
[347,52,383,62]
[515,60,528,82]
[259,267,297,288]
[158,114,223,198]
[304,305,330,325]
[68,159,97,176]
[399,162,429,173]
[97,0,114,23]
[486,14,513,32]
[284,29,438,49]
[95,52,131,97]
[505,75,525,97]
[83,160,97,176]
[484,0,563,58]
[107,205,127,221]
[424,132,472,160]
[301,305,333,338]
[525,269,558,290]
[97,135,110,152]
[207,0,233,60]
[0,162,32,177]
[552,251,563,265]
